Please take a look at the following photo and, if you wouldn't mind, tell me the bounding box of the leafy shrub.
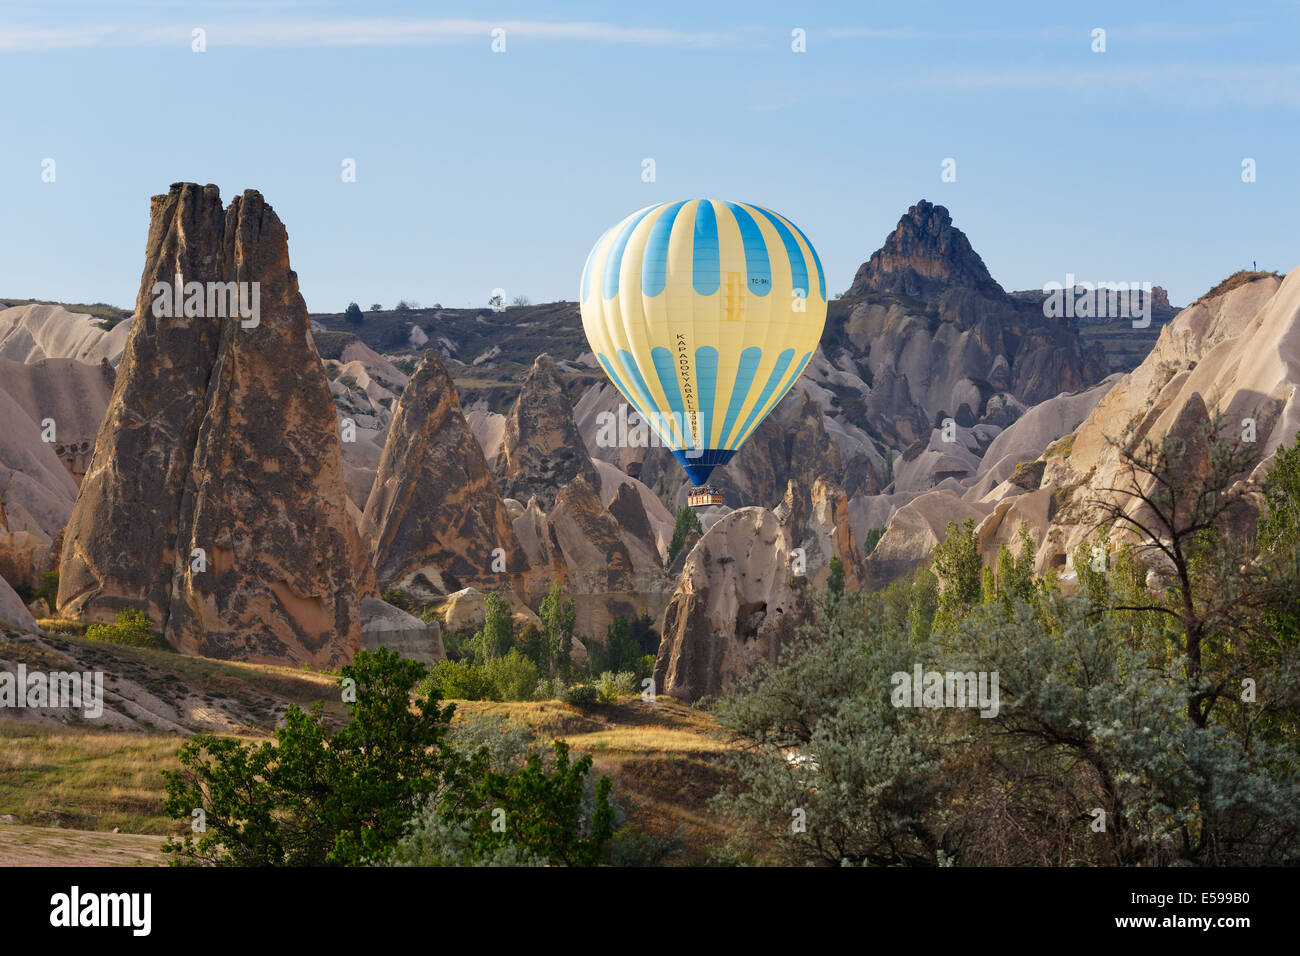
[667,506,702,563]
[534,677,566,701]
[381,587,415,613]
[420,651,538,702]
[422,659,495,701]
[564,684,599,707]
[482,651,539,701]
[390,741,613,867]
[595,671,637,703]
[85,609,167,649]
[163,649,457,866]
[447,713,535,773]
[605,824,684,866]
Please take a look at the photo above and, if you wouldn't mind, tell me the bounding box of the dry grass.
[0,653,739,865]
[1193,270,1282,306]
[454,696,737,863]
[0,720,188,834]
[0,823,166,867]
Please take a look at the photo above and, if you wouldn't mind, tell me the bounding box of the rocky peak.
[59,184,370,668]
[494,353,599,510]
[849,200,1003,301]
[362,348,529,594]
[58,183,229,626]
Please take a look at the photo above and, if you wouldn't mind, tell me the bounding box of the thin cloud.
[823,22,1257,43]
[0,17,753,52]
[861,62,1300,108]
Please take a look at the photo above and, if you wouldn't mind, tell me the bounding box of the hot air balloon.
[579,200,827,505]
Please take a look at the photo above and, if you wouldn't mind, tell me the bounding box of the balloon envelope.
[579,200,827,487]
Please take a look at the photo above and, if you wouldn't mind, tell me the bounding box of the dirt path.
[0,824,165,866]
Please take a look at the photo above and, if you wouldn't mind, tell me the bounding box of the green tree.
[995,525,1037,612]
[483,593,514,659]
[539,580,576,676]
[344,302,363,326]
[392,740,614,867]
[515,622,548,668]
[457,741,614,866]
[931,518,981,633]
[589,616,652,677]
[711,588,957,866]
[1260,441,1300,552]
[667,505,702,564]
[162,649,460,866]
[825,555,845,603]
[34,570,59,616]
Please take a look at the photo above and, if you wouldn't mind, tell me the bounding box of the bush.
[85,609,167,649]
[344,302,364,326]
[482,651,539,701]
[667,506,702,564]
[381,587,414,613]
[420,651,538,702]
[588,615,656,677]
[535,677,566,701]
[163,649,457,866]
[595,671,637,703]
[564,684,599,707]
[605,824,684,866]
[446,713,535,773]
[422,659,495,701]
[390,741,613,867]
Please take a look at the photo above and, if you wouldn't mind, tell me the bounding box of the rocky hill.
[57,184,373,669]
[863,269,1299,591]
[0,193,1193,706]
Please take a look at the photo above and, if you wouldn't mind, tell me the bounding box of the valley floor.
[0,632,735,866]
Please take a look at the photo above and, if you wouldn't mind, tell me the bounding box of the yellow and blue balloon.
[579,200,827,487]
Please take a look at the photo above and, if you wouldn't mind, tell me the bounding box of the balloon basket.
[687,486,724,508]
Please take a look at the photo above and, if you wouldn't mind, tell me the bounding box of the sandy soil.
[0,823,165,866]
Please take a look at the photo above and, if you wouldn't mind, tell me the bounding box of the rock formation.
[362,348,529,595]
[0,356,115,587]
[58,184,370,668]
[494,353,600,510]
[0,572,37,632]
[165,190,372,666]
[654,508,810,702]
[860,269,1300,590]
[775,476,864,591]
[59,183,230,626]
[360,596,445,665]
[0,303,130,366]
[1037,271,1299,572]
[832,200,1109,449]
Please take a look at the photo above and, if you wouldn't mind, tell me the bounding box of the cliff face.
[58,184,368,668]
[1037,271,1299,571]
[832,201,1109,449]
[654,508,811,702]
[494,353,600,511]
[58,183,229,626]
[165,190,371,667]
[850,199,1004,301]
[860,271,1300,593]
[362,348,529,594]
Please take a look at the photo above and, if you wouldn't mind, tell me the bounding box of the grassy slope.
[0,629,734,864]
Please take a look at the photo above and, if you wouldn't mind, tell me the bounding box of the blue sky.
[2,0,1298,312]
